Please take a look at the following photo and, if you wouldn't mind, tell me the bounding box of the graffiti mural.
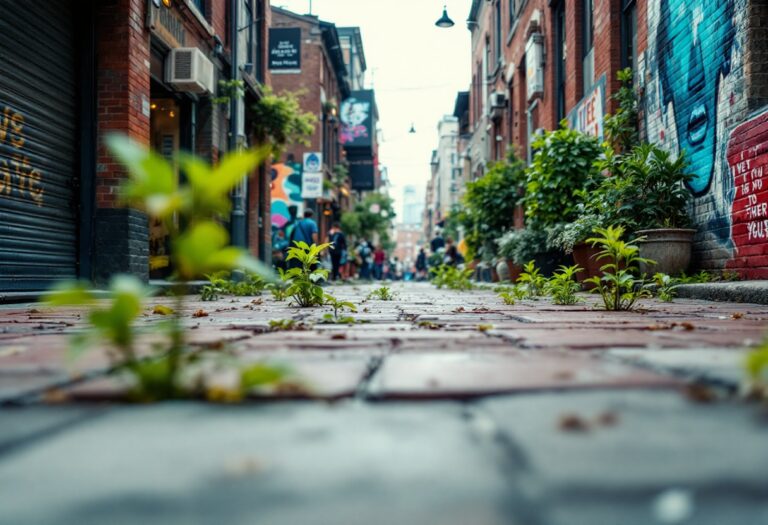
[270,161,303,230]
[725,111,768,278]
[644,0,747,266]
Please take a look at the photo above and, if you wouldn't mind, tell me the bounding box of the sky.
[273,0,472,221]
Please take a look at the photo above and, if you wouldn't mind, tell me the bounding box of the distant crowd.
[272,210,462,282]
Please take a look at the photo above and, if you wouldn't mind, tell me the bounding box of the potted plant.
[620,145,695,275]
[548,215,604,287]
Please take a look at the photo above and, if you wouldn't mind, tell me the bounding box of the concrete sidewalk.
[1,283,767,524]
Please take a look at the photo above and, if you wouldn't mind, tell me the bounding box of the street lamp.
[435,5,455,28]
[409,123,416,134]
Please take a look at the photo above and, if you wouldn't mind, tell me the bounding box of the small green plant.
[211,79,245,105]
[516,261,547,298]
[745,339,768,400]
[282,241,332,307]
[430,264,474,291]
[498,291,516,305]
[367,286,396,301]
[584,226,654,311]
[267,280,289,301]
[46,137,277,401]
[324,294,357,323]
[653,273,680,302]
[546,265,583,305]
[201,271,265,301]
[268,319,311,331]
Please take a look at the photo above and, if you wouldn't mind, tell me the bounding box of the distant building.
[393,223,423,268]
[402,185,423,225]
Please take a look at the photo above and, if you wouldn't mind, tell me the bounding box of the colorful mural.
[270,162,303,229]
[644,0,747,267]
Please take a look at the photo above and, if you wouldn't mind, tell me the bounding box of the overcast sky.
[273,0,472,220]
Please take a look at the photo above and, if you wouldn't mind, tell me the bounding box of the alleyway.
[1,283,768,524]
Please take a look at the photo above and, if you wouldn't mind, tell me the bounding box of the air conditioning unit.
[489,91,507,108]
[166,48,215,94]
[488,91,506,120]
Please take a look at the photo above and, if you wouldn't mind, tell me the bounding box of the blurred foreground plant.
[45,137,283,401]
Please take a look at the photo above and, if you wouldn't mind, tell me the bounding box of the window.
[191,0,205,16]
[582,0,594,94]
[621,0,637,70]
[554,1,566,121]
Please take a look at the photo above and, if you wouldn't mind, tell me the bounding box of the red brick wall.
[95,0,151,210]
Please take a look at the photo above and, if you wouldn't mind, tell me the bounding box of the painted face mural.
[656,0,735,195]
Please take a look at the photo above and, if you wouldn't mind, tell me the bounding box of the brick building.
[0,0,271,294]
[268,7,350,244]
[465,0,768,277]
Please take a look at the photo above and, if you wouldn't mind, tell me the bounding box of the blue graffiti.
[656,0,735,195]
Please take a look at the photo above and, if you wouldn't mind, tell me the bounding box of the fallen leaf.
[477,324,493,332]
[596,411,619,426]
[152,305,175,315]
[558,413,590,432]
[731,312,744,319]
[331,333,347,340]
[43,388,70,404]
[683,384,717,404]
[192,309,209,318]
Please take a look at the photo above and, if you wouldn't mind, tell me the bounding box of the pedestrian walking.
[357,239,373,280]
[328,222,347,281]
[373,245,386,280]
[430,229,445,254]
[415,247,428,280]
[288,209,319,269]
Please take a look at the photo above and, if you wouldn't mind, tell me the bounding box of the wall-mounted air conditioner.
[488,91,506,120]
[166,48,215,94]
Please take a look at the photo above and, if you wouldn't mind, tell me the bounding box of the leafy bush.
[604,68,639,154]
[584,226,654,311]
[524,124,602,229]
[497,228,549,265]
[282,241,332,307]
[546,265,583,305]
[459,151,527,259]
[251,86,316,157]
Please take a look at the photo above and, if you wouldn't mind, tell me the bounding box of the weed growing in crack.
[516,261,547,299]
[546,265,583,305]
[430,265,474,291]
[367,286,396,301]
[584,226,654,311]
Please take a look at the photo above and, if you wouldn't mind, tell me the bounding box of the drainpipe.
[229,0,246,248]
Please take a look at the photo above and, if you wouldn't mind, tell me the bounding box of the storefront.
[0,0,89,292]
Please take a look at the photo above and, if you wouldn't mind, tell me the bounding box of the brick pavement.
[1,282,767,524]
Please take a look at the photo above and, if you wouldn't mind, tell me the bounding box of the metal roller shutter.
[0,0,78,292]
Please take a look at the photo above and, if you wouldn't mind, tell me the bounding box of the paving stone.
[0,403,523,525]
[368,352,680,399]
[608,347,752,385]
[480,390,768,491]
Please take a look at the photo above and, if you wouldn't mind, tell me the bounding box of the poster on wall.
[340,90,374,148]
[301,152,323,199]
[568,74,605,141]
[268,28,301,71]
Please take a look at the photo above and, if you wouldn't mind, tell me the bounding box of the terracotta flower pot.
[636,228,696,275]
[572,242,602,289]
[507,260,522,282]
